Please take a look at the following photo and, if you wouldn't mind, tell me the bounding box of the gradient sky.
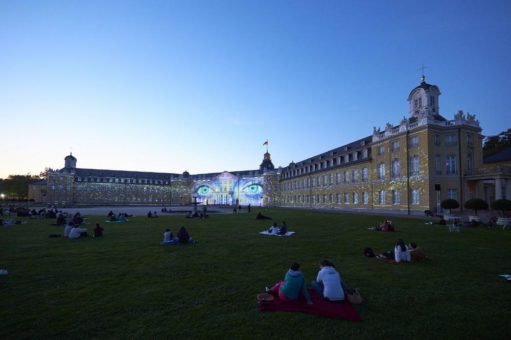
[1,0,510,179]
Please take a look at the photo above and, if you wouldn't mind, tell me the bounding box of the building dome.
[64,153,77,170]
[182,171,190,178]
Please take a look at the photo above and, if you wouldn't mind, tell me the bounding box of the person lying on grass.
[266,262,312,304]
[311,260,345,302]
[376,238,410,263]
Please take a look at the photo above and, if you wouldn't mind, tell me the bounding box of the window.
[409,136,419,147]
[434,134,441,146]
[353,192,359,204]
[378,163,385,180]
[379,191,386,205]
[410,155,420,176]
[362,192,368,204]
[412,189,420,205]
[336,172,340,184]
[377,145,384,155]
[362,167,368,182]
[329,194,333,203]
[344,193,350,204]
[430,95,435,106]
[466,153,473,173]
[362,149,368,158]
[391,159,400,179]
[392,190,400,205]
[336,193,341,204]
[446,155,457,175]
[435,155,442,175]
[391,140,400,152]
[352,169,359,183]
[322,195,326,203]
[445,134,457,146]
[447,189,457,200]
[343,171,350,183]
[466,133,473,146]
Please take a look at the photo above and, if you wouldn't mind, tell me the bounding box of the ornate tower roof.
[259,152,275,173]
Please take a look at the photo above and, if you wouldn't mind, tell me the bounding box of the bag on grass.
[346,288,363,304]
[364,247,375,257]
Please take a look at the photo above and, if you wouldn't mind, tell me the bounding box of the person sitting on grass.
[117,213,127,223]
[68,225,88,239]
[311,260,344,302]
[268,222,280,234]
[56,213,66,226]
[266,262,312,304]
[94,223,104,237]
[161,228,175,244]
[376,238,411,263]
[408,242,426,262]
[278,221,288,235]
[64,222,74,238]
[177,226,193,244]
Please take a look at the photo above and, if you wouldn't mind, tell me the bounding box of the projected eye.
[241,183,263,195]
[196,185,212,196]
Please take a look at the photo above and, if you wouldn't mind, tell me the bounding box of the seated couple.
[376,239,425,262]
[161,226,193,244]
[267,221,288,235]
[110,213,128,222]
[265,260,345,304]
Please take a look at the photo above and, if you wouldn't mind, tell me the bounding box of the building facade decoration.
[29,77,507,214]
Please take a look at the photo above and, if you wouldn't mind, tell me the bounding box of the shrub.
[464,198,489,216]
[491,199,511,217]
[441,199,460,214]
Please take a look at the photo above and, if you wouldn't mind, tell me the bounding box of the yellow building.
[278,76,483,214]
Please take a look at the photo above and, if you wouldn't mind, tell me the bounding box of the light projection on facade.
[192,172,263,206]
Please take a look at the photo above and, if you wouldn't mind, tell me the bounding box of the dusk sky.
[1,0,510,179]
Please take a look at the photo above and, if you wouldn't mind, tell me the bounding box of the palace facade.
[29,77,511,214]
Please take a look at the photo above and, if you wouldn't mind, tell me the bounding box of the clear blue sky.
[1,0,510,179]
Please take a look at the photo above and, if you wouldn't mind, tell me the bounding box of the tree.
[441,199,460,214]
[0,174,42,200]
[491,199,511,217]
[464,198,489,216]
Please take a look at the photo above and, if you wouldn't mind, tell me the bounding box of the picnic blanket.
[259,231,295,237]
[259,289,362,321]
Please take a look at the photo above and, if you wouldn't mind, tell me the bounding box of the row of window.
[75,177,172,185]
[283,148,370,179]
[282,168,370,191]
[283,189,422,205]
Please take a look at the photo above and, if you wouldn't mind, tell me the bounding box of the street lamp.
[0,193,5,200]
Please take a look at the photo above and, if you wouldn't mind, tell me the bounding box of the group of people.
[63,222,104,239]
[266,260,345,304]
[161,226,193,244]
[374,239,426,262]
[267,221,288,235]
[108,212,129,222]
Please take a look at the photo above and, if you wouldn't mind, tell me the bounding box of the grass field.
[1,208,511,339]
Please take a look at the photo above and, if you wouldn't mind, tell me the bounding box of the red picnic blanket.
[259,289,362,321]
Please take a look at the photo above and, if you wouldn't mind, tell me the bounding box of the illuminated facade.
[30,77,507,214]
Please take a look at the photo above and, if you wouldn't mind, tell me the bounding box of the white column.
[495,178,503,200]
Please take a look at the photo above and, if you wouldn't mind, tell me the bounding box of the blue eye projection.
[242,183,263,195]
[196,185,212,196]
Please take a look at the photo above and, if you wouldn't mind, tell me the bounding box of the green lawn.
[1,208,510,339]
